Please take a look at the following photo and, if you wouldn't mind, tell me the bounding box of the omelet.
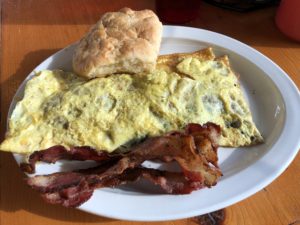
[0,48,263,154]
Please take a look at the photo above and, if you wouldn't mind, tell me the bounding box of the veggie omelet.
[0,48,263,154]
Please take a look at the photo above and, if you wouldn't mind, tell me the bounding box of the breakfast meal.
[0,8,263,208]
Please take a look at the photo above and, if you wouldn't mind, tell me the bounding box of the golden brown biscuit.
[73,8,163,78]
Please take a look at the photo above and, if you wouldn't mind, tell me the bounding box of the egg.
[0,50,263,154]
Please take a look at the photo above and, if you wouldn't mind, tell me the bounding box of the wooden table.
[1,1,299,225]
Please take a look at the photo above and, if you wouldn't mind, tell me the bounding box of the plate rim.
[9,25,300,221]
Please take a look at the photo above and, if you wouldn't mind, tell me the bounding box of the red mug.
[275,0,300,41]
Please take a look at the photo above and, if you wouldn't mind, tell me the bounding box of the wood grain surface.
[1,1,300,225]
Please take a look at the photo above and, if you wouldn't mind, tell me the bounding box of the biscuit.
[73,8,163,78]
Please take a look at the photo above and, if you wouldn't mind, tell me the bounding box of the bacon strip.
[30,167,204,207]
[26,123,222,207]
[21,123,220,175]
[96,122,221,186]
[20,146,115,174]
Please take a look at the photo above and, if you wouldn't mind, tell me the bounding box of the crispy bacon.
[26,123,222,207]
[30,167,204,207]
[20,146,115,174]
[95,122,221,186]
[21,123,220,175]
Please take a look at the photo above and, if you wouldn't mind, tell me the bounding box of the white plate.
[9,26,300,221]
